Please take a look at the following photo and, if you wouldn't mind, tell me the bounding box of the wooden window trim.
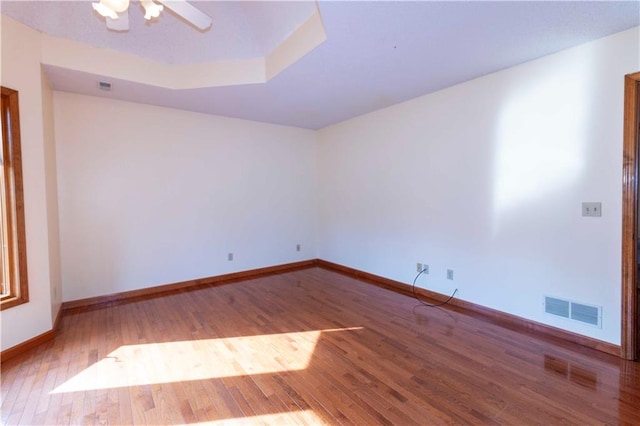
[0,86,29,310]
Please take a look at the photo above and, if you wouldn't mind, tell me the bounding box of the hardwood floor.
[2,267,640,425]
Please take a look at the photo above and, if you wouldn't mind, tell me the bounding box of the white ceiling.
[1,1,319,63]
[2,1,639,129]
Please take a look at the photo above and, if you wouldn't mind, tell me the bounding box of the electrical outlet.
[422,263,429,274]
[416,263,422,273]
[228,252,234,261]
[447,269,454,280]
[296,244,301,252]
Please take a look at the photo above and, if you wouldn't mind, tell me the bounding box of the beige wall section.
[0,16,61,350]
[42,69,62,324]
[54,93,318,302]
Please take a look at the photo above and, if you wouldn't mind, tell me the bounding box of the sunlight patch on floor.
[52,328,362,393]
[192,409,324,425]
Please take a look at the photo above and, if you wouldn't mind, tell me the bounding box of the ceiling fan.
[92,0,212,32]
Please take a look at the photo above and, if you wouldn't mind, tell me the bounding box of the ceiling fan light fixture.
[91,0,210,32]
[92,2,118,20]
[141,0,164,20]
[102,0,130,13]
[92,0,130,20]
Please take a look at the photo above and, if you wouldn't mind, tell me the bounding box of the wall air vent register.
[544,296,601,328]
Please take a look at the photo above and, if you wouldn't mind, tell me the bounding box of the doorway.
[621,72,640,360]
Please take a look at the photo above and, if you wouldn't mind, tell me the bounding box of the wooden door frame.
[621,71,640,360]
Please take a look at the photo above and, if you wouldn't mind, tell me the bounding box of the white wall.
[0,16,60,350]
[317,27,640,345]
[54,93,317,302]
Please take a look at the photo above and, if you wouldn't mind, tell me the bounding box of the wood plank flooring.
[2,267,640,425]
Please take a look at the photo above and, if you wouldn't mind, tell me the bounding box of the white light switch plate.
[582,202,602,217]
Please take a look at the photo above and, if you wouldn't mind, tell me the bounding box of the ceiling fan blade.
[157,0,212,30]
[106,10,130,31]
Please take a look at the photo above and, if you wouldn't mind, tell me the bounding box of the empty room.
[1,0,640,424]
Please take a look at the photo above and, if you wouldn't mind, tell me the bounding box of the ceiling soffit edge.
[37,8,326,90]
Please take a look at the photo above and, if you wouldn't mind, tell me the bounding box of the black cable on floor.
[412,268,458,308]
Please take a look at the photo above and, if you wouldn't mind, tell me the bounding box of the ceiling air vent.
[544,296,601,328]
[98,81,112,91]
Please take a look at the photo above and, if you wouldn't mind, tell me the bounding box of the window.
[0,86,28,310]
